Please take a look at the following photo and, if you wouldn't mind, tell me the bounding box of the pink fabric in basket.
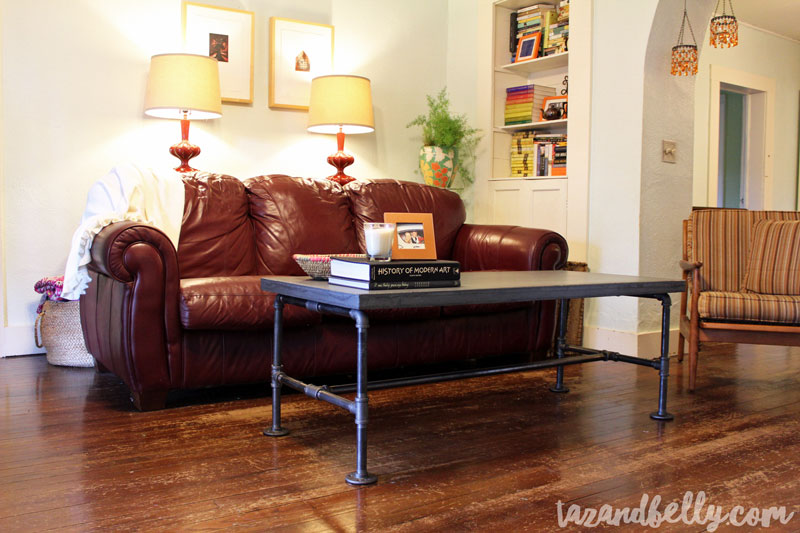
[34,276,67,313]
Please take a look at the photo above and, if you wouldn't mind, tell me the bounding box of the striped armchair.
[678,208,800,390]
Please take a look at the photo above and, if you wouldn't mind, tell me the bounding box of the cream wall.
[0,0,450,355]
[583,0,659,348]
[445,0,481,218]
[692,23,800,209]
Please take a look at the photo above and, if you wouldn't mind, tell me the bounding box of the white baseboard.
[1,325,46,356]
[583,326,681,358]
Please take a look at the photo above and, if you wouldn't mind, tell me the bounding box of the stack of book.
[328,257,461,290]
[510,131,567,177]
[543,1,569,56]
[510,4,556,62]
[504,84,556,126]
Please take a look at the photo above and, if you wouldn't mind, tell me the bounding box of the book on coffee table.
[328,277,461,290]
[330,257,461,282]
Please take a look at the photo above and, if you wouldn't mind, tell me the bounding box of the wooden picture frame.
[183,2,254,104]
[541,95,568,121]
[269,17,334,110]
[515,32,541,62]
[384,213,437,260]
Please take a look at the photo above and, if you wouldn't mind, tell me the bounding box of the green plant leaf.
[406,88,482,189]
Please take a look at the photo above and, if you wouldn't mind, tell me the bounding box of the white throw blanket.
[61,163,185,300]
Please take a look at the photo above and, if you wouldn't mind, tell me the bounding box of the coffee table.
[260,270,685,485]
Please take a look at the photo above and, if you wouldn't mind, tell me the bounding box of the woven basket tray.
[293,253,367,280]
[35,300,94,367]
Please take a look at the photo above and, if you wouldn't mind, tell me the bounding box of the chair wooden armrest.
[679,260,703,272]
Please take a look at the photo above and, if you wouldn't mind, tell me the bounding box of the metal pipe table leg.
[345,310,378,485]
[264,295,290,437]
[650,294,674,421]
[549,298,570,393]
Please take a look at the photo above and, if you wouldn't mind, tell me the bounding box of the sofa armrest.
[81,221,182,409]
[451,224,568,271]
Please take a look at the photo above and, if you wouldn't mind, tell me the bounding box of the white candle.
[364,223,395,260]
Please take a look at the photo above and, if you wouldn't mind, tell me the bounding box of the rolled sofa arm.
[80,221,182,410]
[452,224,569,271]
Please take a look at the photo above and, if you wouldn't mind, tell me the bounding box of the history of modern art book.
[329,258,461,282]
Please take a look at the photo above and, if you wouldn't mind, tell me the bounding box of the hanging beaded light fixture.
[671,0,698,76]
[710,0,738,48]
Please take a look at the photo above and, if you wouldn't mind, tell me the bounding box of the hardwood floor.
[1,344,799,532]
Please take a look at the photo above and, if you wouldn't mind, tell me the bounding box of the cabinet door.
[489,181,529,226]
[528,179,567,235]
[489,179,567,235]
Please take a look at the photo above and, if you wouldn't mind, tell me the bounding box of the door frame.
[707,65,775,209]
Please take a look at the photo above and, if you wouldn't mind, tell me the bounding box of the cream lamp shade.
[144,53,222,119]
[307,75,374,134]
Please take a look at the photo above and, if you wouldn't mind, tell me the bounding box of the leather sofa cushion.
[180,276,321,330]
[246,175,360,275]
[698,291,800,325]
[178,173,257,278]
[346,179,466,260]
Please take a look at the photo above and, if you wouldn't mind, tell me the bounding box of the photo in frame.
[515,32,541,62]
[384,213,437,260]
[269,17,334,110]
[541,95,568,121]
[183,2,254,103]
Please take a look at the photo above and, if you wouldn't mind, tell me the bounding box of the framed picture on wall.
[384,213,437,260]
[269,17,334,110]
[183,2,255,103]
[515,32,541,62]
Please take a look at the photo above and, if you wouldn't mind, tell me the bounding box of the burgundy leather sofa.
[80,173,568,410]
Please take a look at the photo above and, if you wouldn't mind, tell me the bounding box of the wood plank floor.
[1,344,799,532]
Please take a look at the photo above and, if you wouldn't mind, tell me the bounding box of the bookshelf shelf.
[498,52,568,74]
[496,118,567,132]
[494,0,559,10]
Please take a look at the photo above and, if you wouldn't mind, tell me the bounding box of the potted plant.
[406,88,481,189]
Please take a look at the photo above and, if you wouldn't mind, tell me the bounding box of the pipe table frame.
[260,271,684,486]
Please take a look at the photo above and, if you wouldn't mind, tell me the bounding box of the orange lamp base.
[325,129,356,186]
[170,118,201,173]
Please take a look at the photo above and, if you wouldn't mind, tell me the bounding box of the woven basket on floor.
[35,300,94,367]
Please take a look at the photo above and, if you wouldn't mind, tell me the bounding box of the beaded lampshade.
[671,0,698,76]
[710,0,738,48]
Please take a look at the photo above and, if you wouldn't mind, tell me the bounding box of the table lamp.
[144,53,222,172]
[307,75,374,185]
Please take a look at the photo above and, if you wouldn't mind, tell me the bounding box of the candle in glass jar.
[364,223,395,261]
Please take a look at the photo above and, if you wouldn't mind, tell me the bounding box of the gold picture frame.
[269,17,334,110]
[183,2,254,104]
[384,213,437,260]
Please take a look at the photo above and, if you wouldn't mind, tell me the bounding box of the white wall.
[692,23,800,209]
[445,0,481,218]
[583,0,659,350]
[0,1,5,351]
[0,0,448,355]
[638,0,715,343]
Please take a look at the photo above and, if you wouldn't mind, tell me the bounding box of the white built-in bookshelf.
[491,0,568,181]
[488,0,570,236]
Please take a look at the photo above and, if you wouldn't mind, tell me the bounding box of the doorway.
[717,85,767,209]
[707,65,775,210]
